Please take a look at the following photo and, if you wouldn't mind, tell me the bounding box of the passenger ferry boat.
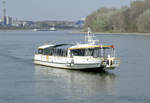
[34,28,120,70]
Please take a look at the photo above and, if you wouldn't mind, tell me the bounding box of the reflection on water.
[34,65,116,102]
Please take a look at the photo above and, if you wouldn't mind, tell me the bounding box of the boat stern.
[102,57,120,70]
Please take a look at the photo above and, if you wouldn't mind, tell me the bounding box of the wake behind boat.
[34,27,120,70]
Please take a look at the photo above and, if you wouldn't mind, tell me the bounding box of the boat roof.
[38,44,72,49]
[38,45,54,49]
[69,44,114,50]
[38,43,114,50]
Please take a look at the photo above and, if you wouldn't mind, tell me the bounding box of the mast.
[86,26,98,45]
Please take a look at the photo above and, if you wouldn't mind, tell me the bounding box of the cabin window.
[93,48,101,57]
[71,49,85,56]
[52,49,68,57]
[103,48,113,57]
[43,48,50,55]
[38,49,43,54]
[84,49,93,56]
[71,48,102,57]
[71,48,105,57]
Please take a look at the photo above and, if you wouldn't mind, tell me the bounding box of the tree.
[84,0,150,33]
[137,9,150,32]
[84,8,117,32]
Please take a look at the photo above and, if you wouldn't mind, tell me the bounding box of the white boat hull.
[34,60,102,70]
[34,54,103,70]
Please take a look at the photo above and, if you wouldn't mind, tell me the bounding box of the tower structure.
[2,0,7,25]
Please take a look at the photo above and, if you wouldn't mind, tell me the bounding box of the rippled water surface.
[0,31,150,103]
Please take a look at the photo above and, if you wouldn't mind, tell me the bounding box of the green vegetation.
[84,0,150,33]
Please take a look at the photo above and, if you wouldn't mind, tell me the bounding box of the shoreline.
[71,31,150,36]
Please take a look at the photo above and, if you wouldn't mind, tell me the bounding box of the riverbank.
[71,31,150,36]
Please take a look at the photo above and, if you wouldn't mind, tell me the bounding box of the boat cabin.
[36,44,115,58]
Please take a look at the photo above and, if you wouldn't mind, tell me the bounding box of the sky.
[0,0,132,21]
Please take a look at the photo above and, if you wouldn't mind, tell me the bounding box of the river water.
[0,31,150,103]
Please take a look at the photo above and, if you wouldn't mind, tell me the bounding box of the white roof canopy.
[38,45,54,49]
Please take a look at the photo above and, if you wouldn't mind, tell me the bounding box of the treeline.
[84,0,150,33]
[35,20,76,29]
